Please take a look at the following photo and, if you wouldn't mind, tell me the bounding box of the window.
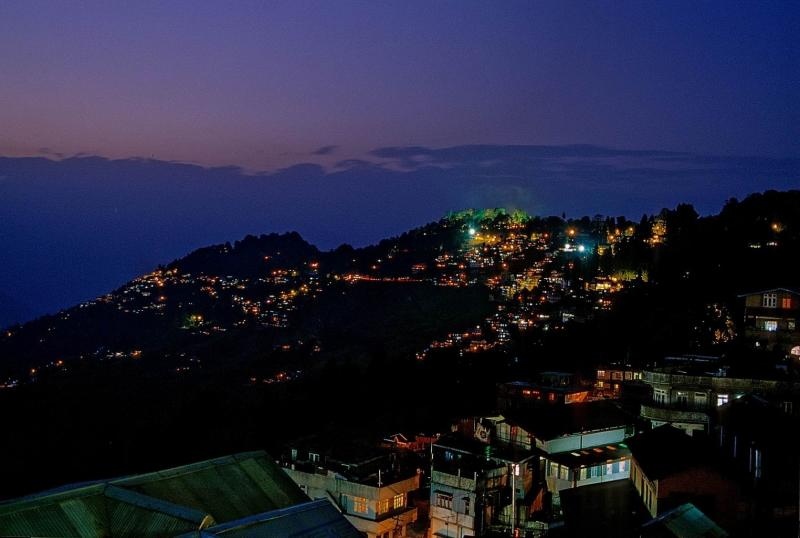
[597,370,608,379]
[378,498,390,514]
[393,493,405,510]
[435,492,453,510]
[619,460,627,473]
[299,484,308,494]
[676,392,688,405]
[309,452,320,463]
[781,297,792,309]
[717,394,729,407]
[612,371,623,381]
[764,320,778,332]
[763,293,777,308]
[654,389,667,404]
[606,463,613,475]
[463,496,470,515]
[351,496,368,514]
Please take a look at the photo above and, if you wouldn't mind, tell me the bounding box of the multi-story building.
[638,361,800,436]
[431,400,636,536]
[281,441,422,538]
[430,417,539,538]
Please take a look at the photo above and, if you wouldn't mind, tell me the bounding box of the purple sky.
[1,1,798,168]
[1,2,799,323]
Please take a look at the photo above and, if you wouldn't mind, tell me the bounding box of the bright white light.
[468,228,476,236]
[577,245,586,253]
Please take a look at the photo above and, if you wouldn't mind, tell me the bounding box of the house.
[281,438,422,538]
[626,425,742,532]
[738,288,800,349]
[0,451,361,537]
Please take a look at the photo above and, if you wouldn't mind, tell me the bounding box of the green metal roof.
[0,451,308,537]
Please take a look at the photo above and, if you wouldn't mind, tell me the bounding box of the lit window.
[309,452,320,463]
[597,370,608,379]
[762,293,777,308]
[393,493,405,510]
[606,463,613,475]
[352,496,368,514]
[764,320,778,332]
[717,394,729,407]
[619,460,627,473]
[781,297,792,309]
[378,498,390,513]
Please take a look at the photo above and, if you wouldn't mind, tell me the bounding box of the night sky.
[1,1,799,323]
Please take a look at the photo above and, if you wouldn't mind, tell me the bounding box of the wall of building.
[544,427,626,454]
[546,457,630,493]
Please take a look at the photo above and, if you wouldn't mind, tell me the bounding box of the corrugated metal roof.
[114,451,307,523]
[0,451,309,537]
[175,499,363,538]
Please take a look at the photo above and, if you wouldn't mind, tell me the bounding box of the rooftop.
[559,480,650,537]
[626,426,712,481]
[640,502,728,537]
[0,451,312,537]
[504,400,633,440]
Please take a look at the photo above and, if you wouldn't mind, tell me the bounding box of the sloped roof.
[640,502,728,537]
[114,452,307,523]
[626,426,711,481]
[176,499,362,538]
[737,287,800,297]
[0,451,308,537]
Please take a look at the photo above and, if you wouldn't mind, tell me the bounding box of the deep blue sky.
[1,2,799,323]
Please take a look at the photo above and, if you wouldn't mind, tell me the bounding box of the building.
[638,361,800,436]
[504,400,635,505]
[430,400,636,536]
[0,451,361,537]
[716,394,800,534]
[496,373,590,411]
[594,365,642,398]
[430,417,539,538]
[627,425,743,532]
[281,439,422,538]
[738,288,800,349]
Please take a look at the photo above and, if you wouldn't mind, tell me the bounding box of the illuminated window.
[606,463,613,475]
[781,297,792,309]
[597,370,608,379]
[762,293,777,308]
[764,320,778,332]
[435,492,453,510]
[378,498,390,513]
[393,493,405,510]
[309,452,320,463]
[352,496,368,514]
[717,394,729,407]
[619,460,627,473]
[612,371,623,381]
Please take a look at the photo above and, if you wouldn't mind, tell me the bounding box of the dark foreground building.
[0,451,360,537]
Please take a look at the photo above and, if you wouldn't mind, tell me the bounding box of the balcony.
[640,403,710,425]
